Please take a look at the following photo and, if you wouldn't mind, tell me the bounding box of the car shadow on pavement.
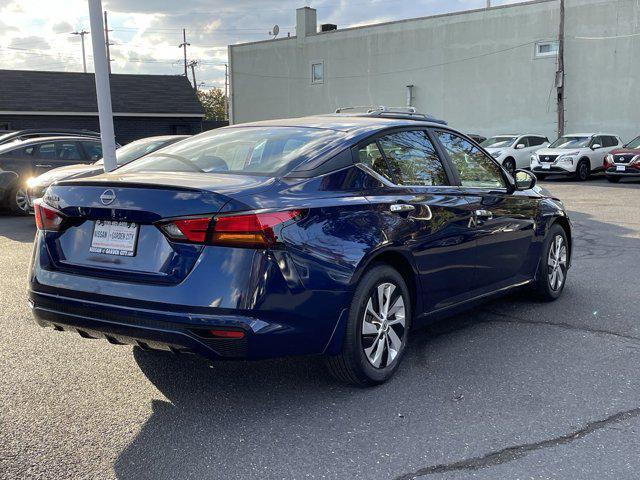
[0,213,36,243]
[112,208,640,480]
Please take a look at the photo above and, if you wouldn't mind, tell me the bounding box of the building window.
[535,41,559,58]
[311,61,324,84]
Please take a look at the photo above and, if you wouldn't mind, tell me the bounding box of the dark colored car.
[603,135,640,182]
[0,128,100,146]
[0,136,103,213]
[26,135,189,209]
[29,113,572,386]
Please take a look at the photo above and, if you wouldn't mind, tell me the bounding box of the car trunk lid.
[42,172,273,283]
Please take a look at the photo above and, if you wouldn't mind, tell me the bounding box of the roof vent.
[321,24,337,32]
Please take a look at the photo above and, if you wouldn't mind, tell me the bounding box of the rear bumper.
[29,289,348,360]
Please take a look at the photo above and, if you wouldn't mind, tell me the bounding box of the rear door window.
[357,141,394,183]
[434,130,507,189]
[529,136,547,147]
[55,141,83,161]
[376,130,449,186]
[81,141,103,161]
[36,142,56,160]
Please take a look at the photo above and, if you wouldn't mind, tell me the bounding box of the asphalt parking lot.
[1,177,639,480]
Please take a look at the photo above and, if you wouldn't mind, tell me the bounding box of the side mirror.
[591,144,602,150]
[514,169,537,191]
[516,143,526,150]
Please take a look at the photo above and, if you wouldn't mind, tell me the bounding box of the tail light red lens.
[34,199,66,231]
[209,329,245,339]
[158,209,304,248]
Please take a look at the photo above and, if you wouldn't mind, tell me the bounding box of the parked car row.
[0,131,188,214]
[26,135,188,210]
[478,132,640,182]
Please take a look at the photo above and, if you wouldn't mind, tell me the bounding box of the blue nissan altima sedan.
[29,109,572,386]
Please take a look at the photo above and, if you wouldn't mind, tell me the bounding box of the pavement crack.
[393,407,640,479]
[480,309,640,344]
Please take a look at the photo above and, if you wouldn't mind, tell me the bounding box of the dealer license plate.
[90,220,139,257]
[542,164,551,170]
[617,165,626,172]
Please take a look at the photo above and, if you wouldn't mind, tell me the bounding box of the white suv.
[531,133,623,181]
[481,134,550,174]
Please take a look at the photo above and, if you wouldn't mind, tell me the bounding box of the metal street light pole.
[88,0,117,172]
[71,30,89,73]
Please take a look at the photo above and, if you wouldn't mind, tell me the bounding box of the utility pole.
[557,0,566,137]
[71,30,89,73]
[188,60,198,92]
[104,10,113,74]
[179,29,190,78]
[87,0,117,172]
[224,63,229,120]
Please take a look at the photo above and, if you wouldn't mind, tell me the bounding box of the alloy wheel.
[15,187,29,212]
[547,235,567,291]
[578,163,589,181]
[361,282,406,369]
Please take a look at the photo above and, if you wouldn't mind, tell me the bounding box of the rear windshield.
[119,127,341,175]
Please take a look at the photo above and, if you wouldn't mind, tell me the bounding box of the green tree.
[197,88,227,120]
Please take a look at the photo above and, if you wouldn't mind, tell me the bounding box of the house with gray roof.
[0,70,205,144]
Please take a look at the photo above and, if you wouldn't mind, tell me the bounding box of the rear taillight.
[158,209,304,248]
[34,199,66,231]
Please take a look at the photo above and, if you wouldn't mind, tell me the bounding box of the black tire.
[532,224,569,301]
[325,264,412,387]
[503,158,516,175]
[575,160,590,181]
[535,173,547,180]
[606,176,621,183]
[8,185,29,215]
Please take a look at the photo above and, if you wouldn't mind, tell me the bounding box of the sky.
[0,0,520,90]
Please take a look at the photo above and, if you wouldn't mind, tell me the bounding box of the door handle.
[390,204,415,213]
[475,209,493,221]
[35,164,52,168]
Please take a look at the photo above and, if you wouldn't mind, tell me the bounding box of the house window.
[535,41,559,58]
[311,61,324,84]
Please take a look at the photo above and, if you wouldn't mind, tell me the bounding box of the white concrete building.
[229,0,640,142]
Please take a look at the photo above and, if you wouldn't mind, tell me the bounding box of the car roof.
[564,133,619,137]
[19,135,101,144]
[229,114,449,134]
[490,134,547,137]
[0,135,101,153]
[126,134,189,143]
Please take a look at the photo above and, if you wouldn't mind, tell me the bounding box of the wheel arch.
[550,216,573,267]
[578,156,591,169]
[351,248,421,316]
